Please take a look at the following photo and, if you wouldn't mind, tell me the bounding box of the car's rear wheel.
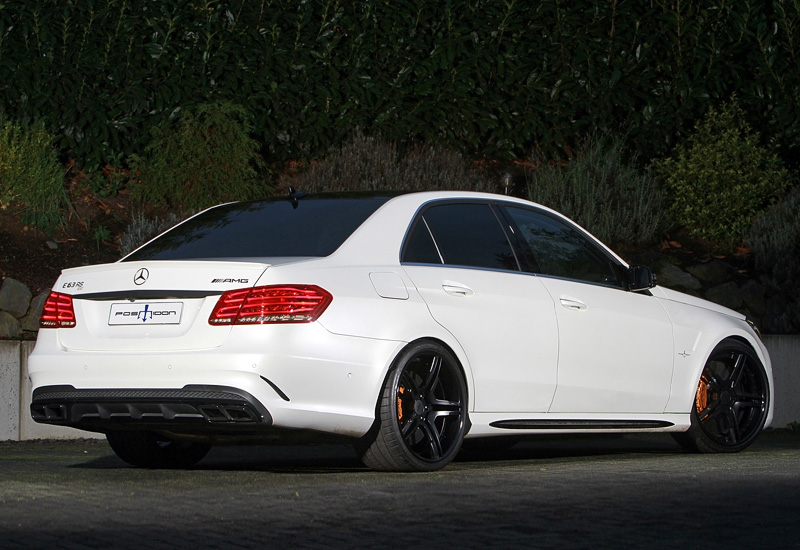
[357,340,468,471]
[673,339,769,453]
[106,431,211,469]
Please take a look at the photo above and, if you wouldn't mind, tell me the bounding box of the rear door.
[401,201,559,413]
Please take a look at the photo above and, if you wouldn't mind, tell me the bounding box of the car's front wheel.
[673,339,769,453]
[106,431,211,469]
[357,340,468,471]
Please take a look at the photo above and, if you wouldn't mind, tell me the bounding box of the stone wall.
[0,277,49,340]
[631,251,782,332]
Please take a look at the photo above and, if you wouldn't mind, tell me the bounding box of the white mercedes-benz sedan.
[29,191,773,471]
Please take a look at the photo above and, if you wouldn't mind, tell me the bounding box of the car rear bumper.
[28,326,406,439]
[31,384,272,433]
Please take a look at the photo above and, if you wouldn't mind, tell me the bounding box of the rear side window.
[402,203,519,271]
[123,196,392,261]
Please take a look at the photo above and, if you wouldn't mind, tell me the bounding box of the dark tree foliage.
[1,0,799,168]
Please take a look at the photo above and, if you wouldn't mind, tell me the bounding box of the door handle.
[559,297,587,311]
[442,283,474,297]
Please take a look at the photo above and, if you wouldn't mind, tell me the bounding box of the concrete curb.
[2,336,798,441]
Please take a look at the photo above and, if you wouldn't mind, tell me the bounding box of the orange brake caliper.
[695,376,709,413]
[397,386,405,421]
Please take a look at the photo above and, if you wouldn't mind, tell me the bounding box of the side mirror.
[628,264,656,291]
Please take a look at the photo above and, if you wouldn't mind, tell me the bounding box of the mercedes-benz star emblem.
[133,268,150,286]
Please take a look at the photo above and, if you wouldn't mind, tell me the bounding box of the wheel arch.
[364,335,474,438]
[356,335,473,470]
[671,335,772,452]
[668,330,774,428]
[381,335,473,410]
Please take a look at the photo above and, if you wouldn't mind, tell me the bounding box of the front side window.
[402,203,519,271]
[504,206,623,287]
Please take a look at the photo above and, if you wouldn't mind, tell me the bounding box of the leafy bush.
[6,1,800,169]
[748,185,800,333]
[524,138,667,248]
[283,130,496,193]
[656,99,791,250]
[0,120,67,232]
[129,102,268,212]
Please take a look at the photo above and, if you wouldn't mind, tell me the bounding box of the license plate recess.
[108,302,184,325]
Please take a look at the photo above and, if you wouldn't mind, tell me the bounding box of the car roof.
[332,191,627,268]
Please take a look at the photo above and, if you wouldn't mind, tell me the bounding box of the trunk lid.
[53,261,269,352]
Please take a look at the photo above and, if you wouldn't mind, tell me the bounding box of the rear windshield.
[122,195,392,261]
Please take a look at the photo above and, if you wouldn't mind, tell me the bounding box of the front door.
[502,204,674,414]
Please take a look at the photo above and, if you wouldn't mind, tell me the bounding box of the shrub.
[524,138,667,248]
[118,212,183,256]
[748,185,800,333]
[129,102,269,212]
[656,99,791,251]
[0,120,68,232]
[282,130,496,194]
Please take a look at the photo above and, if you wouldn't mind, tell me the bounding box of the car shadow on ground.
[69,433,686,473]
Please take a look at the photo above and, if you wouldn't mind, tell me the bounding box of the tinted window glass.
[402,218,442,264]
[405,203,518,271]
[505,206,623,287]
[123,196,391,261]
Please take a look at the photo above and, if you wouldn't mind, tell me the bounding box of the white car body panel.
[28,191,774,457]
[651,286,774,427]
[403,265,559,413]
[541,276,674,414]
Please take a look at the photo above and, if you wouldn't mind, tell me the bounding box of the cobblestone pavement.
[1,431,799,550]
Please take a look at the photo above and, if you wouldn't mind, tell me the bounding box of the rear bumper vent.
[31,385,272,430]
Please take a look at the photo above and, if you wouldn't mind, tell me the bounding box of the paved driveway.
[1,432,798,549]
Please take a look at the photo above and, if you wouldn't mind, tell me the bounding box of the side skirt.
[490,419,674,430]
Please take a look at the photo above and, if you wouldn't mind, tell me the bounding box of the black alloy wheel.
[673,339,769,453]
[357,340,468,471]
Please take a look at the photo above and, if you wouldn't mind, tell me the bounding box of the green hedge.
[2,1,800,168]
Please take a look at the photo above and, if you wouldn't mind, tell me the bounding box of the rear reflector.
[208,285,332,325]
[40,292,77,328]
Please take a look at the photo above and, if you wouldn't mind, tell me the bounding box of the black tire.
[673,339,769,453]
[106,431,211,469]
[357,340,468,472]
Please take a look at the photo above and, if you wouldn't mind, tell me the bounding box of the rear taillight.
[208,285,332,325]
[39,292,76,328]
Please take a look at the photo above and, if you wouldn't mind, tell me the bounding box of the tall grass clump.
[524,138,667,248]
[748,185,800,333]
[118,212,183,256]
[0,120,67,232]
[656,98,791,251]
[282,130,496,193]
[129,102,268,212]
